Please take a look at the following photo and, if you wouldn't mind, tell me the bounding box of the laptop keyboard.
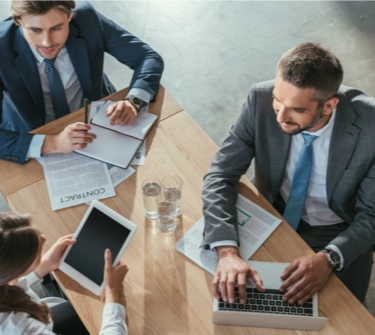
[218,287,314,316]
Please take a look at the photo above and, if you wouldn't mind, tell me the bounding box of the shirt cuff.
[128,88,152,104]
[327,244,345,271]
[100,303,128,335]
[26,134,46,159]
[209,240,238,251]
[26,271,43,287]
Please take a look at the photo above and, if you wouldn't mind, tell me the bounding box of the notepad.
[75,100,157,168]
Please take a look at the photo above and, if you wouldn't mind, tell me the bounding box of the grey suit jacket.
[202,80,375,269]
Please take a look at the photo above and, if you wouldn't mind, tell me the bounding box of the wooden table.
[1,88,374,335]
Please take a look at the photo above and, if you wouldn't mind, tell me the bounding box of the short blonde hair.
[11,1,76,24]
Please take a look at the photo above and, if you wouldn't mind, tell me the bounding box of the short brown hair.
[11,1,75,24]
[277,43,343,102]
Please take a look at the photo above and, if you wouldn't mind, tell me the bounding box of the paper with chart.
[38,152,116,211]
[175,194,283,275]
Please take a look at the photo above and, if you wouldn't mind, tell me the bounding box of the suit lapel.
[13,28,45,122]
[65,25,94,100]
[327,92,360,201]
[268,113,291,199]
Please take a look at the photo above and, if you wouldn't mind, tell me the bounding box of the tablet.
[59,200,137,295]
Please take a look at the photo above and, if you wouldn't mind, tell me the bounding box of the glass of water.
[142,178,162,220]
[162,175,182,217]
[157,196,177,233]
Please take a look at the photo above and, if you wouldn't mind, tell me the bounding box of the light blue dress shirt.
[211,109,344,270]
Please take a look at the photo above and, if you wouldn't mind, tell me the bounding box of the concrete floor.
[1,0,375,318]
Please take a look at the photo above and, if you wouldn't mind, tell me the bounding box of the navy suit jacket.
[0,1,164,164]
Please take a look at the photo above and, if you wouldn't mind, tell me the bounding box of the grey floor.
[1,0,375,317]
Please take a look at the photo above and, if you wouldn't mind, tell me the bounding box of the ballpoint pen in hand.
[84,98,89,124]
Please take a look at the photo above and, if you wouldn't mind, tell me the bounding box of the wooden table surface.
[1,89,374,335]
[0,85,182,197]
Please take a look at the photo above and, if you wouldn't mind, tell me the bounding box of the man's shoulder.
[246,80,275,102]
[0,18,19,55]
[249,80,275,94]
[0,17,17,37]
[72,1,98,20]
[70,1,104,33]
[338,84,375,118]
[245,80,275,106]
[74,1,95,12]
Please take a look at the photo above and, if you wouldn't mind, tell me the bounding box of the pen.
[84,98,89,124]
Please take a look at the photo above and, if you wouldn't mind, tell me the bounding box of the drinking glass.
[142,178,162,220]
[157,196,177,233]
[162,175,182,217]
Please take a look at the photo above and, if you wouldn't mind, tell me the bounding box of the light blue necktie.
[44,58,70,119]
[283,133,317,230]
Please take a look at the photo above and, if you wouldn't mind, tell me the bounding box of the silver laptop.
[213,261,328,331]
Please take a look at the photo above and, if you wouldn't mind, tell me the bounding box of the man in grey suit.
[202,43,375,306]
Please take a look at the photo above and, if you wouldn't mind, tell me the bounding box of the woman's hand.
[104,248,129,304]
[34,234,76,279]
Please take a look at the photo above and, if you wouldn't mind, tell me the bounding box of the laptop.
[213,261,328,331]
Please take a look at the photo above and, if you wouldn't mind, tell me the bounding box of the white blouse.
[0,272,128,335]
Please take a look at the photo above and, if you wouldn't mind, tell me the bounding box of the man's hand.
[106,100,138,126]
[212,246,264,304]
[42,122,96,155]
[104,249,129,304]
[34,234,76,279]
[279,253,333,305]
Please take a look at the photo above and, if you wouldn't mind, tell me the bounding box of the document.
[175,194,282,275]
[89,101,105,120]
[75,101,156,168]
[107,164,135,187]
[38,152,116,211]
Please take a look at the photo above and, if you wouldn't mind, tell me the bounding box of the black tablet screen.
[64,207,131,285]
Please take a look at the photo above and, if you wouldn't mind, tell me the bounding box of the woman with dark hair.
[0,212,129,334]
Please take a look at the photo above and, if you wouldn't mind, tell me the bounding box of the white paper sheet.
[89,101,105,121]
[91,100,157,140]
[38,152,116,211]
[75,124,142,168]
[85,164,135,205]
[175,194,282,275]
[107,164,135,187]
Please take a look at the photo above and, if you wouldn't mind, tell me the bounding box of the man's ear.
[323,96,339,115]
[13,17,21,26]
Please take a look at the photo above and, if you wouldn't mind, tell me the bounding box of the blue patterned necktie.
[283,133,317,230]
[44,57,70,119]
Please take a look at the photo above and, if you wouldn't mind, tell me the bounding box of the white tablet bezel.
[59,200,137,296]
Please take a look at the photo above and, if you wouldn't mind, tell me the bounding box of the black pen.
[84,98,89,124]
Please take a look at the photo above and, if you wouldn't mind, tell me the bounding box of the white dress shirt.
[26,44,151,158]
[0,272,128,335]
[211,109,345,269]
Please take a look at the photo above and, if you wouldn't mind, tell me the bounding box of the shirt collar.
[303,107,337,138]
[27,41,67,64]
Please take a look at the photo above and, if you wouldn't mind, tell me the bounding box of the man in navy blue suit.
[0,1,164,164]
